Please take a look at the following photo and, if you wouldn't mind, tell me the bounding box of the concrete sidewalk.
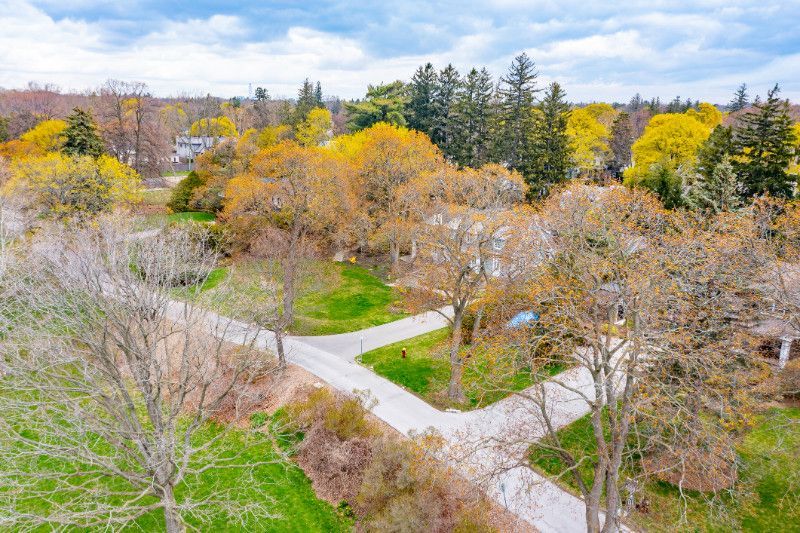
[291,307,453,362]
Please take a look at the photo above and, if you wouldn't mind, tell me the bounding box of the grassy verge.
[140,424,350,532]
[529,407,800,531]
[359,328,565,410]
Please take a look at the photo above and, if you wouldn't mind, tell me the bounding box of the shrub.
[167,171,205,213]
[286,387,378,440]
[355,436,495,533]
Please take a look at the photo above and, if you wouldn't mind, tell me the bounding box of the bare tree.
[0,218,283,531]
[406,165,527,402]
[98,80,169,179]
[472,185,766,532]
[408,205,518,402]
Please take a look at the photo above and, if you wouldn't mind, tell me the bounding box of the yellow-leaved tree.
[189,116,237,138]
[567,106,614,176]
[686,102,723,128]
[256,125,292,149]
[19,119,67,153]
[223,140,353,365]
[624,113,712,184]
[339,122,444,266]
[295,108,333,147]
[7,153,141,218]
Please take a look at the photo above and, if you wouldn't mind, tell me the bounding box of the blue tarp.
[506,310,539,328]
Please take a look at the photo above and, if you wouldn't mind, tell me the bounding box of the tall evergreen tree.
[431,64,461,158]
[345,81,409,131]
[291,78,317,124]
[406,63,438,134]
[728,83,749,112]
[254,86,269,101]
[451,67,494,168]
[686,157,742,213]
[496,53,539,172]
[527,82,571,199]
[61,107,104,158]
[314,82,324,107]
[733,84,797,198]
[609,112,633,178]
[696,125,734,180]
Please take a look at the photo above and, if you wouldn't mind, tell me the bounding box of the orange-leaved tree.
[223,140,354,365]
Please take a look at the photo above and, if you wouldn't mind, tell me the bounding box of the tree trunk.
[274,329,287,368]
[389,239,400,266]
[584,493,602,533]
[602,467,622,533]
[161,484,185,533]
[471,305,484,343]
[448,310,466,402]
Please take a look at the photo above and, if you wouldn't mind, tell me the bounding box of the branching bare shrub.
[356,435,497,533]
[0,217,283,532]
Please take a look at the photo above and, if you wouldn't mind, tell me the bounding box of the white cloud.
[0,0,796,103]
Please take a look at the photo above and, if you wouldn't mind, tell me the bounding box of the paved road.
[291,307,452,362]
[176,303,613,533]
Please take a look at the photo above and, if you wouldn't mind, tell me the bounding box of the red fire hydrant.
[402,348,407,359]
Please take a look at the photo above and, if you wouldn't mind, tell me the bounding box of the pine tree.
[696,125,733,180]
[291,78,317,124]
[733,84,797,198]
[666,96,683,113]
[451,67,494,168]
[254,87,269,101]
[728,83,749,112]
[314,82,323,107]
[61,107,104,158]
[609,112,633,178]
[686,158,742,213]
[527,82,571,199]
[496,53,539,173]
[431,64,461,158]
[407,63,437,134]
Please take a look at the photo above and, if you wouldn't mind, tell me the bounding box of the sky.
[1,0,799,103]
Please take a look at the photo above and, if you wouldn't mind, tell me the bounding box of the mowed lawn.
[181,261,407,336]
[143,211,216,228]
[529,407,800,532]
[3,409,348,532]
[293,262,406,335]
[359,328,564,410]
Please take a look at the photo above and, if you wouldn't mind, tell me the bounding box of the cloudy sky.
[1,0,798,103]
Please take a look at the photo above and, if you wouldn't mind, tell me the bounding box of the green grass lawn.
[7,421,349,532]
[141,211,216,229]
[166,211,216,223]
[358,328,565,410]
[181,261,406,336]
[529,406,800,532]
[292,262,406,335]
